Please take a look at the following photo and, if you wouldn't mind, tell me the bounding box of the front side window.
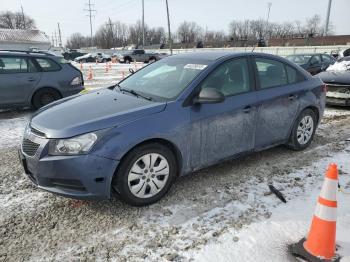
[118,58,210,101]
[35,58,61,72]
[0,57,28,74]
[255,58,287,89]
[310,55,321,65]
[200,58,252,96]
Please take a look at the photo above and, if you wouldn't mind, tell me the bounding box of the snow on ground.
[185,146,350,261]
[327,61,350,71]
[0,110,31,148]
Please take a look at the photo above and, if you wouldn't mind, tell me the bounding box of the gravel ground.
[1,107,350,262]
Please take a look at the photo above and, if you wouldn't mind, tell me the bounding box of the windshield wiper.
[118,87,152,101]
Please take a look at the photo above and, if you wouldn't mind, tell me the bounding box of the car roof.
[0,50,54,57]
[287,53,327,57]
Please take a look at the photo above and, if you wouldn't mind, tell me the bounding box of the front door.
[190,57,257,169]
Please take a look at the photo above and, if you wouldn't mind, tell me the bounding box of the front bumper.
[19,134,119,200]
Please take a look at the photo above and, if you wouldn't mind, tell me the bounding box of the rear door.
[253,56,304,149]
[0,56,41,106]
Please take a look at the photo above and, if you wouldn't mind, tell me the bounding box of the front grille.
[22,139,40,156]
[30,126,46,137]
[326,83,350,94]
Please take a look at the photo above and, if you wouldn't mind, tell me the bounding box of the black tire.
[32,88,61,109]
[149,57,156,63]
[287,109,317,151]
[112,143,177,206]
[125,57,131,64]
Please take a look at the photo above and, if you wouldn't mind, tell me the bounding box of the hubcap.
[128,153,170,199]
[297,115,314,145]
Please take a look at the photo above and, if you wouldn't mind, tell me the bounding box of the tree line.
[67,14,333,49]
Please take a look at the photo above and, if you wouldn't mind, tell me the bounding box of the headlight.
[49,132,98,155]
[70,76,83,86]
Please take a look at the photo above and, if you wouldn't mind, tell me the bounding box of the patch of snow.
[0,112,30,149]
[327,61,350,71]
[185,145,350,261]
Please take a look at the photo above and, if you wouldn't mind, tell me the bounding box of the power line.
[84,0,96,46]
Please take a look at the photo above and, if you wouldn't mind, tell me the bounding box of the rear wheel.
[112,143,177,206]
[287,109,317,150]
[32,88,61,109]
[125,57,131,64]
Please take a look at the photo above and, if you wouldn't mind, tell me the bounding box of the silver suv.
[0,50,84,109]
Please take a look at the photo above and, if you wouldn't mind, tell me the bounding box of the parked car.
[63,49,87,61]
[19,52,325,206]
[116,49,160,63]
[74,52,111,63]
[317,56,350,106]
[0,50,84,109]
[286,53,335,75]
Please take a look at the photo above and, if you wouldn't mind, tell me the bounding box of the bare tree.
[177,21,203,44]
[0,11,36,29]
[66,33,89,49]
[304,14,322,36]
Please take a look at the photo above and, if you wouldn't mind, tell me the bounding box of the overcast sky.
[3,0,350,44]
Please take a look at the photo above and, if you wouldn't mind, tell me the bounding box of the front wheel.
[287,109,317,150]
[112,143,177,206]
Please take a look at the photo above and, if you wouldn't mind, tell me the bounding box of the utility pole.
[57,23,63,47]
[324,0,333,36]
[165,0,172,55]
[265,2,272,38]
[21,5,26,29]
[84,0,96,47]
[54,31,58,47]
[142,0,145,47]
[108,17,115,48]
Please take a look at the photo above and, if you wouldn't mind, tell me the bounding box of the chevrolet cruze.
[19,52,326,206]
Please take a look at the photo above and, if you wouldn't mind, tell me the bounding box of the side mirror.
[193,88,225,104]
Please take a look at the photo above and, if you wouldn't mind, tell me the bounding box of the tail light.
[321,83,327,93]
[70,76,83,86]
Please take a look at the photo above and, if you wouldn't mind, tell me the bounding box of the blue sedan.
[19,52,326,206]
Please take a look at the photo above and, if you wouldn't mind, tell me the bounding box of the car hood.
[317,71,350,84]
[30,89,166,139]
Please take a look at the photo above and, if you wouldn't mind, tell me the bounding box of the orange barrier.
[87,66,93,80]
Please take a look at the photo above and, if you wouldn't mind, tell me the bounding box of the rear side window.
[255,58,288,89]
[0,57,28,74]
[285,65,304,84]
[35,58,61,72]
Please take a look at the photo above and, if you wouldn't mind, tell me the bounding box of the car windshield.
[286,55,312,65]
[118,57,210,101]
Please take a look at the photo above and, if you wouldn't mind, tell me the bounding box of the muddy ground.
[1,107,350,262]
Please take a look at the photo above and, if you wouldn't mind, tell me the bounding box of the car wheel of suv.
[125,58,131,64]
[287,109,317,150]
[112,143,177,206]
[32,88,61,109]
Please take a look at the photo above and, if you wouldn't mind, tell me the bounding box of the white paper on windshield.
[184,64,207,70]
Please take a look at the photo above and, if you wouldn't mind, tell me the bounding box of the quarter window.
[200,58,252,96]
[255,58,288,89]
[286,65,304,84]
[0,57,28,74]
[35,58,60,72]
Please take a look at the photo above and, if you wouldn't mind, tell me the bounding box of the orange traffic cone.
[105,63,109,73]
[108,62,112,69]
[290,163,340,261]
[87,66,93,80]
[122,71,125,79]
[80,62,83,70]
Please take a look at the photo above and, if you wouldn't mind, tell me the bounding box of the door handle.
[27,78,36,82]
[289,94,297,101]
[243,106,251,113]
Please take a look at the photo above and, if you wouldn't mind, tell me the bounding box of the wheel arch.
[113,137,183,180]
[31,86,62,106]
